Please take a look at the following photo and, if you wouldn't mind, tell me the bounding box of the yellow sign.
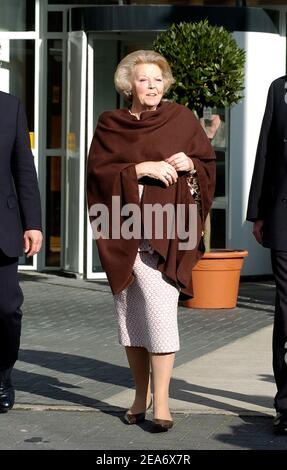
[29,132,35,149]
[67,132,76,151]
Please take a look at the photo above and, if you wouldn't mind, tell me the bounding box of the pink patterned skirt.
[114,250,180,353]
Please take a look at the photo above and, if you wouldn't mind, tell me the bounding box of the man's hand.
[252,220,264,245]
[23,230,43,257]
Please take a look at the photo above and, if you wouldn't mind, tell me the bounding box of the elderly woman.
[87,50,215,432]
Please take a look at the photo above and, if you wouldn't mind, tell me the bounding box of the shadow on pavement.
[214,415,287,450]
[15,349,274,418]
[170,378,274,415]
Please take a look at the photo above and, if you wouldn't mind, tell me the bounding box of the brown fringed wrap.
[87,102,216,298]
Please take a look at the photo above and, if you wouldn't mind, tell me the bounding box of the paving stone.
[0,272,279,451]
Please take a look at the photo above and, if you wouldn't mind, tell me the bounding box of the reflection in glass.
[0,0,35,32]
[92,240,103,273]
[47,40,62,149]
[48,0,283,4]
[211,108,226,148]
[214,150,225,198]
[48,0,118,3]
[64,33,84,272]
[91,39,118,273]
[3,40,35,131]
[48,11,63,32]
[46,156,61,267]
[93,39,118,122]
[210,209,226,248]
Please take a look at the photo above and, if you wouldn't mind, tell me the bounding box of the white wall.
[229,31,286,275]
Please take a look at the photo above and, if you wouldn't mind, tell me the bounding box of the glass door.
[0,38,37,268]
[64,30,87,274]
[86,36,118,279]
[86,33,156,279]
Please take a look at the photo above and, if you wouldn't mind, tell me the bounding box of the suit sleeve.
[11,99,42,231]
[246,83,274,222]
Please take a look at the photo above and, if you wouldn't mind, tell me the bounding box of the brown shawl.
[87,101,216,298]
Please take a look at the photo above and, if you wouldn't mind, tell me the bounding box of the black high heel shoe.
[152,419,173,433]
[124,399,153,425]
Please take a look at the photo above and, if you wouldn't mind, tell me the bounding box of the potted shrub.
[153,20,248,308]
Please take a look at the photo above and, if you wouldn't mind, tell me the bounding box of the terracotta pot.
[183,249,248,309]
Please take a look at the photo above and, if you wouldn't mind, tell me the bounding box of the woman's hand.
[135,161,178,187]
[23,230,43,257]
[165,152,194,172]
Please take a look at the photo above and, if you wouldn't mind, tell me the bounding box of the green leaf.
[153,19,246,111]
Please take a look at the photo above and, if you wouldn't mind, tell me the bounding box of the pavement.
[1,271,287,451]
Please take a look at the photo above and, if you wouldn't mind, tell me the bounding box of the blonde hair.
[114,50,175,102]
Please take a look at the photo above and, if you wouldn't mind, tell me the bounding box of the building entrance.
[88,34,157,278]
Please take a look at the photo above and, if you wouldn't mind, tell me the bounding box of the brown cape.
[87,101,216,298]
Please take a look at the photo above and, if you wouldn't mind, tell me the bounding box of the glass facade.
[46,36,63,268]
[0,0,284,275]
[47,0,287,4]
[0,1,232,272]
[210,209,226,249]
[210,108,229,249]
[64,32,86,273]
[47,11,63,33]
[91,38,119,273]
[0,40,35,130]
[0,0,35,32]
[48,1,118,4]
[47,40,62,149]
[46,156,61,266]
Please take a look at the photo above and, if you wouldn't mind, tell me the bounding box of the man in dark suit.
[247,75,287,434]
[0,91,42,413]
